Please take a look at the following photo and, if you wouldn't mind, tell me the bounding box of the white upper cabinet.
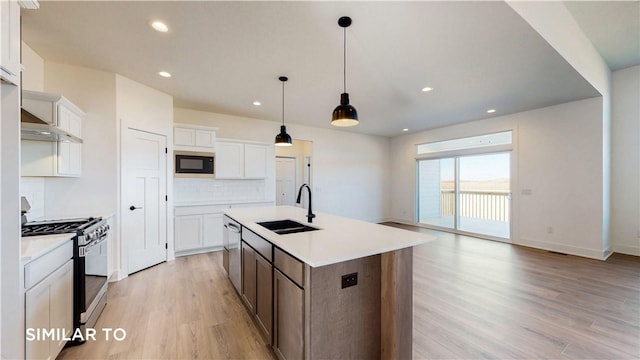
[0,0,21,85]
[21,92,85,177]
[174,124,217,151]
[216,139,272,179]
[244,144,269,179]
[216,141,244,179]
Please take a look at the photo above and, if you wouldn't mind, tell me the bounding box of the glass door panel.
[417,158,455,229]
[458,153,510,239]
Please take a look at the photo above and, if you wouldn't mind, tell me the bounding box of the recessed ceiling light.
[253,101,261,106]
[158,71,172,78]
[151,21,169,32]
[403,128,409,132]
[40,131,50,135]
[421,87,433,92]
[487,109,496,113]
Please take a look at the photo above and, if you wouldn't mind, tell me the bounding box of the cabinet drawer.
[25,240,73,289]
[274,247,304,288]
[242,228,272,262]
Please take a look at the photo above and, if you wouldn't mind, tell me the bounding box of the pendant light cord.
[282,80,285,126]
[343,26,347,93]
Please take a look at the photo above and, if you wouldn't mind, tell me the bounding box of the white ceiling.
[22,1,633,138]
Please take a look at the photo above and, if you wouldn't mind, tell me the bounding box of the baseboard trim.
[613,244,640,257]
[516,238,610,260]
[175,246,222,258]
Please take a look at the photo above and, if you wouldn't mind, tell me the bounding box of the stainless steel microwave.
[174,151,215,178]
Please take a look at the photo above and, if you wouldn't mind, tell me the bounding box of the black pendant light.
[275,76,293,147]
[332,16,359,127]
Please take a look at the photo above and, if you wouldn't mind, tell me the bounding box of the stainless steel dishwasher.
[223,215,242,294]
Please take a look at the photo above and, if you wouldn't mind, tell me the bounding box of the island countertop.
[224,205,434,267]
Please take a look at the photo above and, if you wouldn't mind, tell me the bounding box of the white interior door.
[276,157,296,206]
[123,128,167,274]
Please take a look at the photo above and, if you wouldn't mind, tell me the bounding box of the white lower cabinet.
[25,259,74,360]
[174,202,274,256]
[174,205,225,255]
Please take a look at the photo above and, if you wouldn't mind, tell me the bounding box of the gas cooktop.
[21,217,103,237]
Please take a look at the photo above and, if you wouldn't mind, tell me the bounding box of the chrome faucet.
[296,184,316,223]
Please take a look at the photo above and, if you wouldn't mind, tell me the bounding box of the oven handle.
[79,234,107,258]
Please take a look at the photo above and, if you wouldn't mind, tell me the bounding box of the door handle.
[129,206,143,211]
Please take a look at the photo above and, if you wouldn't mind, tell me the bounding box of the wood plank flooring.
[58,225,639,359]
[57,252,275,359]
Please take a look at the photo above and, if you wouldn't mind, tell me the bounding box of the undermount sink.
[257,219,319,235]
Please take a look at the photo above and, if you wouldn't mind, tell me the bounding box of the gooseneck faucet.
[296,184,316,223]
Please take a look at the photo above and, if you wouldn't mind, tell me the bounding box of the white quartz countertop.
[21,233,74,264]
[224,206,434,267]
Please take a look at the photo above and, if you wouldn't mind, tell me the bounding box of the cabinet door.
[216,141,244,179]
[49,260,73,357]
[273,269,304,360]
[174,127,196,146]
[57,142,82,177]
[203,213,223,248]
[174,215,203,251]
[25,276,52,360]
[244,144,269,179]
[241,242,256,312]
[255,254,273,343]
[195,130,216,148]
[57,105,82,137]
[0,0,20,85]
[25,260,73,360]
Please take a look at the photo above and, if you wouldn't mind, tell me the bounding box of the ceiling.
[21,1,634,138]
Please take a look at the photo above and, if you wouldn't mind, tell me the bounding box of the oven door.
[78,234,108,330]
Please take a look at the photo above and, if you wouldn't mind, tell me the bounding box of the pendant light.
[332,16,359,127]
[275,76,293,147]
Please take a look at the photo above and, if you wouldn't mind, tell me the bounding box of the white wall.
[390,97,607,259]
[174,108,391,222]
[43,62,118,219]
[611,65,640,255]
[506,0,613,257]
[21,42,44,92]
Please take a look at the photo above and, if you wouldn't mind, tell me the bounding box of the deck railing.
[441,190,510,222]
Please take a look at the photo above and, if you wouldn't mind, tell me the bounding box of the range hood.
[20,90,84,144]
[21,108,82,143]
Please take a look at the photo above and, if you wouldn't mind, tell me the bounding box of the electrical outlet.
[341,272,358,289]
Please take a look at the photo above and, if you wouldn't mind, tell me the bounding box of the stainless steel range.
[22,217,110,343]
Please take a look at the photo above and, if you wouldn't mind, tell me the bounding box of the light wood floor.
[58,226,640,359]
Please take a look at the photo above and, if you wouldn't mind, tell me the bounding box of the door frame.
[118,126,170,279]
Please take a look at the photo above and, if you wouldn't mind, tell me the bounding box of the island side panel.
[381,247,413,360]
[308,255,381,359]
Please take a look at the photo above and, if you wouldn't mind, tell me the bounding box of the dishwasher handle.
[225,223,241,233]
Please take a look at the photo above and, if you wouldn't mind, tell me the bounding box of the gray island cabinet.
[224,206,433,360]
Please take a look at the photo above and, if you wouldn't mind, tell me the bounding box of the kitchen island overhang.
[224,205,434,359]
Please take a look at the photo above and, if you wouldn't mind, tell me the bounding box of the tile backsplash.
[174,178,268,203]
[20,177,45,220]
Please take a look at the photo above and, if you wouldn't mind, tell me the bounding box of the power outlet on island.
[341,272,358,289]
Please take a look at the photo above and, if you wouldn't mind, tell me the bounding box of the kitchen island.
[224,206,434,360]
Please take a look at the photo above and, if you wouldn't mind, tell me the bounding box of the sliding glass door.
[418,152,511,240]
[418,158,455,229]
